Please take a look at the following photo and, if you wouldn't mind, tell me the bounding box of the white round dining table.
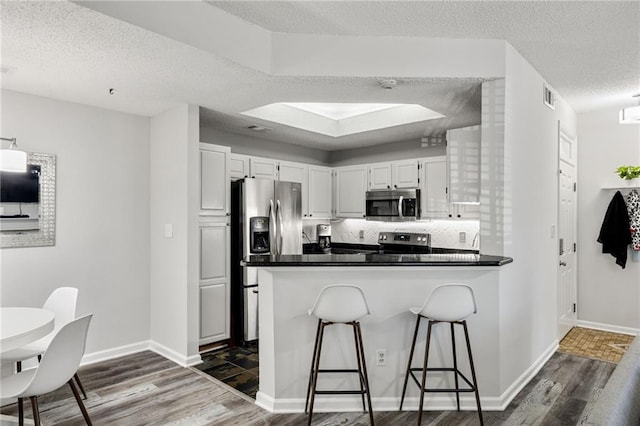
[0,307,55,353]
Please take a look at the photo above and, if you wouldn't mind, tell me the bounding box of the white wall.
[497,44,577,392]
[329,139,445,167]
[200,126,330,166]
[577,106,640,332]
[0,90,151,355]
[149,104,201,365]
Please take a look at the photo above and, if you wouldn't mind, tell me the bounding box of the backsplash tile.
[327,218,480,250]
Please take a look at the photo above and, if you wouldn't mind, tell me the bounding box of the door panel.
[369,163,392,190]
[200,284,227,341]
[393,159,419,188]
[200,225,227,283]
[558,125,577,340]
[200,148,229,214]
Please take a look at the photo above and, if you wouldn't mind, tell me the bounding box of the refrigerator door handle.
[277,199,284,255]
[269,199,276,254]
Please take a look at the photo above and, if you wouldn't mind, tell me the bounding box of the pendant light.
[0,137,27,173]
[620,94,640,124]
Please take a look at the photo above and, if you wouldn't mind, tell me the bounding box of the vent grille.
[543,84,556,110]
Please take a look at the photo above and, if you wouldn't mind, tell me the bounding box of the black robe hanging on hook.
[597,191,632,268]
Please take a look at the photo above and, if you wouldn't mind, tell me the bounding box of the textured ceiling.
[1,1,638,152]
[210,1,640,113]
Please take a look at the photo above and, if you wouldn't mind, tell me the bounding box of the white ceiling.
[1,1,638,152]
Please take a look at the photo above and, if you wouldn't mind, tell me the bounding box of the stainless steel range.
[378,231,432,254]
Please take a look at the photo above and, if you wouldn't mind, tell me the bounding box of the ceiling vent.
[543,84,555,110]
[248,125,271,132]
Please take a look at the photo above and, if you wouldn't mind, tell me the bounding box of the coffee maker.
[317,224,331,253]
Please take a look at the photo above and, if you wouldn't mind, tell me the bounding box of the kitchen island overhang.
[243,255,558,414]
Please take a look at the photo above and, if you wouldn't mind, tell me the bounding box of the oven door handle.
[398,196,404,219]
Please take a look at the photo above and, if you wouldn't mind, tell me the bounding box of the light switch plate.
[165,224,173,238]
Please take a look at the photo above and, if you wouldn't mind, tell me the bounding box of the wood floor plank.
[0,350,616,426]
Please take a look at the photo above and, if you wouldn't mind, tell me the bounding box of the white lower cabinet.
[199,220,230,345]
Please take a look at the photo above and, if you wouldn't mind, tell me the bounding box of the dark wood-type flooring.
[1,349,615,425]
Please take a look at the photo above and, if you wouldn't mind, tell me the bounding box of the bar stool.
[305,284,374,425]
[399,283,483,425]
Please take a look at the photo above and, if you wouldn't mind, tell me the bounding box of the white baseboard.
[256,340,559,414]
[149,341,203,367]
[495,339,559,410]
[80,340,151,366]
[576,320,639,336]
[80,340,202,368]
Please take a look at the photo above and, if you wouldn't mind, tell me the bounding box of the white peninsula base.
[255,265,557,414]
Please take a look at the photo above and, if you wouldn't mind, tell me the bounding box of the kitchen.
[1,1,639,424]
[197,81,520,412]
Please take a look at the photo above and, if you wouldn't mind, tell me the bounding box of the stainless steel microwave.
[365,189,420,221]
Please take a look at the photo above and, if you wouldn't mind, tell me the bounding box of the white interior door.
[558,125,577,340]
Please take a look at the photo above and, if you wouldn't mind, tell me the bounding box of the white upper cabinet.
[278,160,307,184]
[279,160,309,217]
[200,143,230,216]
[368,163,392,190]
[229,153,250,180]
[368,159,419,190]
[279,161,332,219]
[447,126,481,204]
[250,157,278,179]
[334,165,367,218]
[420,156,449,218]
[307,165,332,219]
[392,159,420,189]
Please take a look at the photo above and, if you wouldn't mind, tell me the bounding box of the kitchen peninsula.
[244,254,519,414]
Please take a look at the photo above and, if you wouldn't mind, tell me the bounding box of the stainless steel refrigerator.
[230,178,302,344]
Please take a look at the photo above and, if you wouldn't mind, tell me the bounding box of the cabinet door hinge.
[573,303,576,313]
[573,182,577,192]
[573,242,577,252]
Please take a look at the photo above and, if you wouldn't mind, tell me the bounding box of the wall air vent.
[543,84,556,110]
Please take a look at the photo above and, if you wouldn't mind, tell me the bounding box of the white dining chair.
[0,314,93,426]
[0,287,88,398]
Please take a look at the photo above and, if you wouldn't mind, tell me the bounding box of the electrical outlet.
[459,232,466,243]
[376,349,386,366]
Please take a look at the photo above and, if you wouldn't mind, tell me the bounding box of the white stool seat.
[410,283,477,322]
[305,284,374,425]
[400,283,483,425]
[308,284,370,323]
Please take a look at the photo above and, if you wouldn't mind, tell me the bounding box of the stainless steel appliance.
[231,178,302,344]
[378,231,432,254]
[365,189,420,221]
[316,224,331,253]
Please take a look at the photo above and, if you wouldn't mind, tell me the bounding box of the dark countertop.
[242,253,513,267]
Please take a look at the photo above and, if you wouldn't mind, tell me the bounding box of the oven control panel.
[378,232,431,246]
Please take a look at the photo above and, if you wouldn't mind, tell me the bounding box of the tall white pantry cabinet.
[199,143,231,345]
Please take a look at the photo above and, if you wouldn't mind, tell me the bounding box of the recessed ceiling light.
[241,102,444,138]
